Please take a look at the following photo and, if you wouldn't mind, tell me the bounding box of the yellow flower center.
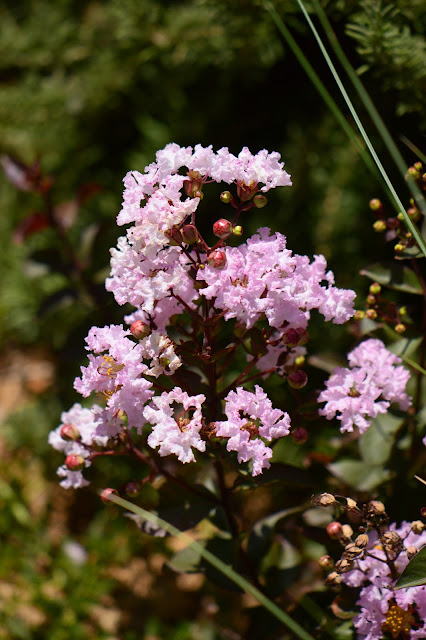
[382,605,415,639]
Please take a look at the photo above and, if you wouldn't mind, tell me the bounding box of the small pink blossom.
[215,385,291,475]
[318,339,411,434]
[143,387,206,463]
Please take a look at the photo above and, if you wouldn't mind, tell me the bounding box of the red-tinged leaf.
[13,211,50,243]
[1,154,53,193]
[77,182,102,204]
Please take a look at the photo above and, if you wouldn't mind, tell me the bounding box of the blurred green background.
[0,0,425,637]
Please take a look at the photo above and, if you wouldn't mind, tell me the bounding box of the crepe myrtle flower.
[318,339,411,434]
[48,403,123,489]
[143,387,207,463]
[339,523,426,639]
[215,385,291,476]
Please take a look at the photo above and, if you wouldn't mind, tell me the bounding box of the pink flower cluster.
[49,143,359,488]
[216,386,291,475]
[198,227,355,330]
[341,523,426,639]
[318,339,411,434]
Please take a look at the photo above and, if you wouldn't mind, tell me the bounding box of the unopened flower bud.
[165,226,183,246]
[318,555,334,570]
[369,283,381,295]
[253,194,268,208]
[395,323,406,334]
[411,520,425,534]
[407,167,420,180]
[354,310,365,320]
[373,220,386,232]
[369,198,382,212]
[414,162,423,172]
[346,498,357,510]
[366,294,376,305]
[130,320,150,340]
[399,306,407,316]
[237,180,258,202]
[354,534,369,548]
[100,488,119,503]
[60,423,80,441]
[325,571,342,586]
[421,507,426,518]
[369,500,386,515]
[65,454,85,471]
[232,225,243,236]
[207,250,226,268]
[342,525,353,539]
[287,370,308,389]
[327,522,343,539]
[397,212,405,221]
[407,546,418,560]
[181,224,199,244]
[292,427,308,444]
[365,309,377,320]
[125,482,141,497]
[283,328,300,348]
[394,243,404,253]
[213,218,232,238]
[220,191,231,203]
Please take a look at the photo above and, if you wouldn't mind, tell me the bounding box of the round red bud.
[181,224,199,244]
[207,250,226,268]
[287,370,308,389]
[60,423,80,441]
[125,482,141,497]
[130,320,150,340]
[253,194,268,208]
[283,328,300,347]
[292,426,308,444]
[100,488,119,503]
[65,454,85,471]
[213,218,232,238]
[327,522,343,539]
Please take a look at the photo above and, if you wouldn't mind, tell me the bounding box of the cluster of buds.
[315,494,425,585]
[354,281,408,334]
[369,192,423,256]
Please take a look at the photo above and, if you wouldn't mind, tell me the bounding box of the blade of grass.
[310,0,426,219]
[104,492,321,640]
[293,0,426,259]
[401,136,426,164]
[262,0,381,183]
[400,355,426,377]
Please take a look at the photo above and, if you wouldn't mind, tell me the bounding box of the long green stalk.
[105,492,318,640]
[293,0,426,259]
[310,0,426,219]
[262,0,381,184]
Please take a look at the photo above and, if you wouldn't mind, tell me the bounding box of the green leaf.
[359,413,402,465]
[395,545,426,589]
[168,543,204,573]
[105,493,318,640]
[327,460,390,491]
[360,263,423,295]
